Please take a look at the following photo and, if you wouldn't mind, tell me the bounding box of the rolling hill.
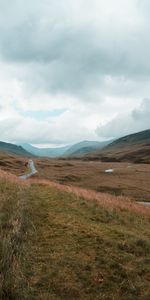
[21,140,112,158]
[0,141,32,157]
[84,129,150,163]
[63,140,113,157]
[21,143,70,157]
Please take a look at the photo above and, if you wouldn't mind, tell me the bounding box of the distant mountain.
[84,129,150,163]
[63,140,113,157]
[21,143,70,157]
[0,141,32,157]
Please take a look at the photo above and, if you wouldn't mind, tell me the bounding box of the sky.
[0,0,150,147]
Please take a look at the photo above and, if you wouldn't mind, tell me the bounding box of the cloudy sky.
[0,0,150,147]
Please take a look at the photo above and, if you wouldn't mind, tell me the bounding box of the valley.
[36,160,150,202]
[0,153,150,202]
[1,1,150,298]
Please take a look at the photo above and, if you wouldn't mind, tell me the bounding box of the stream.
[138,202,150,207]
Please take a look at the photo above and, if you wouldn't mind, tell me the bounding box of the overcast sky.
[0,0,150,147]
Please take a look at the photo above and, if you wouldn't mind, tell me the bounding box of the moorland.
[0,130,150,299]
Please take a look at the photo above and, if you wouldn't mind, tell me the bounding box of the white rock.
[105,169,114,173]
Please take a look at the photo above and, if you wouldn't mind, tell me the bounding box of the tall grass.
[29,178,150,216]
[0,169,150,299]
[0,174,29,299]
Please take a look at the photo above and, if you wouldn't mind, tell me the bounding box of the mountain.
[0,141,32,157]
[21,141,112,158]
[21,143,70,157]
[63,140,113,157]
[84,129,150,163]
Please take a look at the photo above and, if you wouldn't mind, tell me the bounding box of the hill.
[21,143,70,157]
[0,141,32,157]
[84,129,150,163]
[0,170,150,299]
[64,140,112,157]
[21,141,112,158]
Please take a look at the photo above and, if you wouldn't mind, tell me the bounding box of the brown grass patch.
[0,168,150,299]
[0,169,29,187]
[0,176,29,299]
[35,160,150,202]
[29,178,150,216]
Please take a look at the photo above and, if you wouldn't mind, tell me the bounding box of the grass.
[35,160,150,202]
[0,173,29,299]
[0,170,150,299]
[0,153,150,202]
[96,186,123,196]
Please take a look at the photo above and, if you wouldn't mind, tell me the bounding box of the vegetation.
[0,153,150,202]
[0,170,150,299]
[0,141,32,157]
[63,140,112,157]
[0,172,29,299]
[84,129,150,163]
[36,160,150,202]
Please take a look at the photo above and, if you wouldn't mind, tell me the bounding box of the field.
[36,159,150,202]
[0,153,150,202]
[0,154,150,299]
[0,169,150,300]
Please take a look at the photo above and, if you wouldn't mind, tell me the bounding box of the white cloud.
[0,0,150,145]
[96,99,150,138]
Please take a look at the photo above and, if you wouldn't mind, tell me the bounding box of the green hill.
[64,140,112,157]
[21,143,70,157]
[0,141,32,157]
[21,141,113,158]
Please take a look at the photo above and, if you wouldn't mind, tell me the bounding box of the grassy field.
[0,153,150,202]
[35,159,150,202]
[0,169,150,299]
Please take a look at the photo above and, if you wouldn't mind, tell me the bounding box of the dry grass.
[22,183,150,299]
[0,153,150,202]
[0,174,29,299]
[29,178,150,216]
[0,169,29,187]
[0,168,150,299]
[84,133,150,163]
[35,159,150,202]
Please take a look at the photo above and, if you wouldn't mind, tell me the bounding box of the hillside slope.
[21,143,70,157]
[64,140,112,157]
[85,129,150,163]
[0,141,32,157]
[0,170,150,299]
[22,140,113,158]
